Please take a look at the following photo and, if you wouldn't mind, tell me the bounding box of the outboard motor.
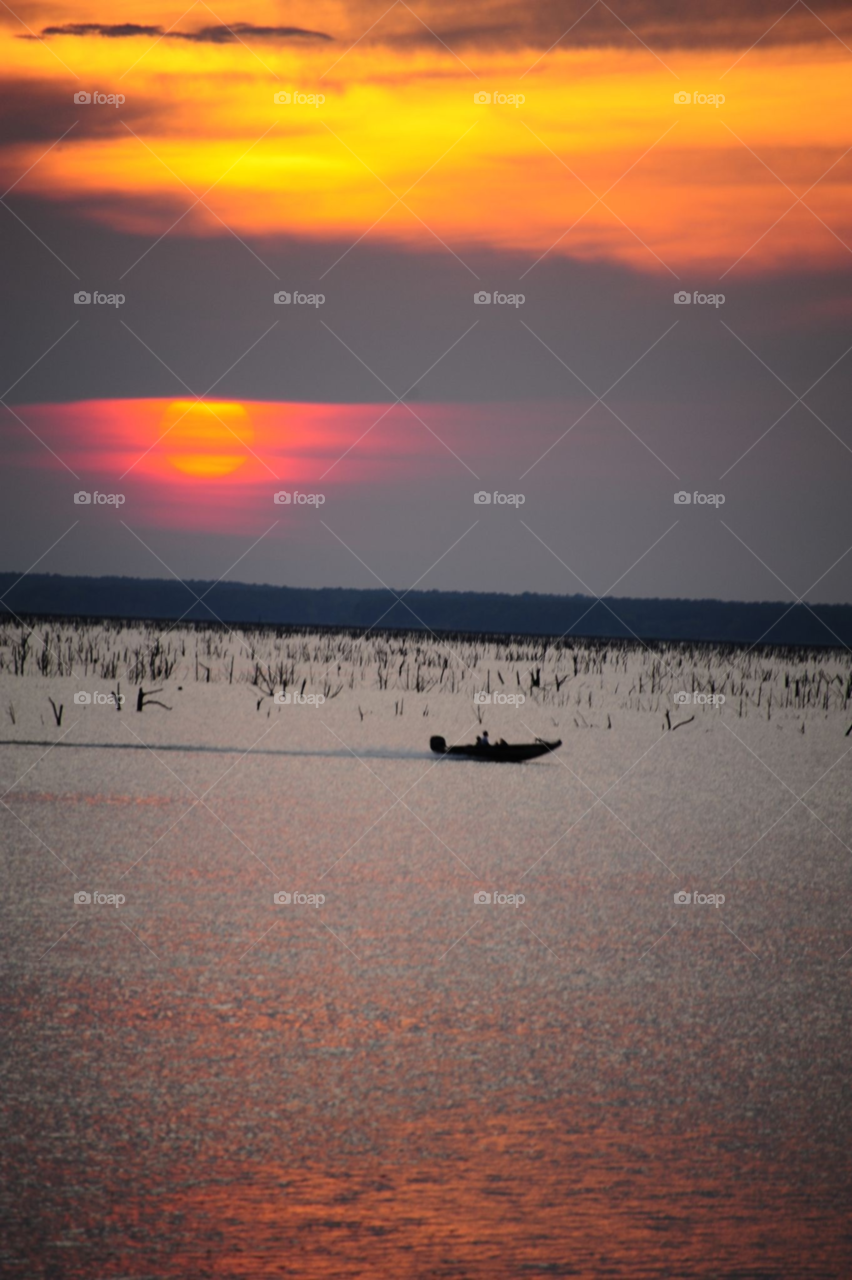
[430,736,447,754]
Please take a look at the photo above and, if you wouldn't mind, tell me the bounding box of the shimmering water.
[2,680,851,1277]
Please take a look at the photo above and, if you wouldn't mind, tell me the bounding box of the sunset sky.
[2,0,852,602]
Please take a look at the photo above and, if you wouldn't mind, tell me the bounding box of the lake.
[2,626,851,1277]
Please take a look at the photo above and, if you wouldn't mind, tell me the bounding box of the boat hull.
[430,736,562,763]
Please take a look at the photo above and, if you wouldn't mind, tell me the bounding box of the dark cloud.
[39,23,161,38]
[1,197,851,601]
[15,2,852,51]
[171,23,333,44]
[21,21,333,43]
[0,81,166,145]
[397,0,852,49]
[2,192,852,407]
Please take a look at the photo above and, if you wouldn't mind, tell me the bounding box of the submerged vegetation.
[1,616,851,731]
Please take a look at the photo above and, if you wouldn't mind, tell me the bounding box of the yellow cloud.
[3,27,851,274]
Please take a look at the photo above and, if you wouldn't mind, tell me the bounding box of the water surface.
[2,682,851,1277]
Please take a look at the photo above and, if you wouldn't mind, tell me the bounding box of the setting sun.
[163,401,253,477]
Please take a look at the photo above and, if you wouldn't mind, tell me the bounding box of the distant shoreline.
[2,571,851,649]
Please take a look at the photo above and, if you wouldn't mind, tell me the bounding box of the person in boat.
[476,730,490,747]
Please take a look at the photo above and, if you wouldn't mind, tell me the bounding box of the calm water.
[2,691,851,1277]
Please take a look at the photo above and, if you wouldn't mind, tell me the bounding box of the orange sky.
[4,10,852,277]
[8,396,460,472]
[6,397,505,525]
